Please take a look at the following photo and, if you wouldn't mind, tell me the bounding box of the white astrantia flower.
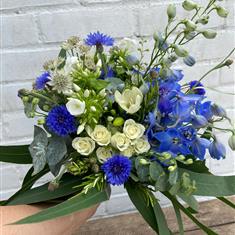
[115,87,143,114]
[111,132,131,151]
[64,56,78,75]
[49,72,73,94]
[96,147,113,162]
[66,98,85,116]
[121,145,135,157]
[89,125,111,146]
[134,137,151,154]
[72,137,95,156]
[123,119,145,140]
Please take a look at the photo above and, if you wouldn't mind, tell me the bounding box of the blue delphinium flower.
[209,140,226,160]
[46,105,77,136]
[189,80,206,95]
[196,101,213,120]
[85,31,114,47]
[99,67,115,80]
[191,137,210,160]
[190,114,208,128]
[179,126,197,143]
[102,155,132,186]
[35,72,50,90]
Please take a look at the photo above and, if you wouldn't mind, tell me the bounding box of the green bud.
[89,157,97,164]
[153,32,160,43]
[113,117,124,127]
[37,118,45,125]
[162,152,172,159]
[228,134,235,151]
[168,165,177,172]
[32,98,40,105]
[42,105,50,112]
[22,96,29,103]
[29,112,35,118]
[110,109,116,116]
[139,159,149,165]
[185,158,193,164]
[182,0,197,11]
[202,29,217,39]
[184,20,197,31]
[92,164,100,173]
[196,15,209,25]
[173,45,189,57]
[167,4,176,20]
[176,155,185,161]
[107,116,114,122]
[216,6,229,18]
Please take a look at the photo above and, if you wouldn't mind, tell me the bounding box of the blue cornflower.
[209,140,226,160]
[189,80,206,95]
[46,105,76,136]
[35,72,50,90]
[102,155,132,186]
[85,31,114,47]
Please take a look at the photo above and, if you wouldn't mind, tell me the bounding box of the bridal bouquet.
[1,0,235,234]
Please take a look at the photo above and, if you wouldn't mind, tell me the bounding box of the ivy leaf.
[45,136,67,176]
[29,126,48,175]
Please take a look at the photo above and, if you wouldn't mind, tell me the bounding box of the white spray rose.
[96,147,112,162]
[134,137,151,154]
[114,87,143,114]
[121,145,135,157]
[111,132,131,151]
[89,125,111,146]
[72,137,95,156]
[66,98,85,116]
[123,119,145,140]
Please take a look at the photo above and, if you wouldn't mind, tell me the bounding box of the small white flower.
[72,137,95,156]
[115,87,143,114]
[89,125,111,146]
[121,145,135,157]
[66,98,85,116]
[134,137,150,154]
[64,56,78,75]
[111,132,131,151]
[118,38,138,55]
[84,89,90,97]
[123,119,145,140]
[77,122,86,135]
[96,147,112,162]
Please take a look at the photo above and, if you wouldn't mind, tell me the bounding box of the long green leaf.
[125,181,159,233]
[172,201,184,235]
[3,166,49,205]
[0,145,32,164]
[177,193,199,212]
[13,185,111,224]
[164,192,218,235]
[179,168,235,197]
[217,197,235,209]
[7,174,83,205]
[153,200,171,235]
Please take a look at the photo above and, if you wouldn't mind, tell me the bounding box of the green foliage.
[135,156,150,182]
[0,145,32,164]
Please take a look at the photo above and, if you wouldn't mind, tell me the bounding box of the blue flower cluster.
[85,31,114,47]
[35,72,50,90]
[102,155,131,186]
[147,70,226,160]
[46,105,77,136]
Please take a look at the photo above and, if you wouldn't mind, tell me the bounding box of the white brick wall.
[1,0,234,218]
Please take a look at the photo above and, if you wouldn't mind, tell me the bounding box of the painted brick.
[1,0,76,10]
[219,63,235,85]
[1,14,39,48]
[38,9,135,43]
[1,49,58,82]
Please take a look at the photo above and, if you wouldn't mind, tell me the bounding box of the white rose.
[123,119,145,140]
[96,147,112,162]
[90,125,111,146]
[115,87,143,114]
[134,137,150,154]
[72,137,95,156]
[111,132,131,151]
[121,145,135,157]
[66,98,85,116]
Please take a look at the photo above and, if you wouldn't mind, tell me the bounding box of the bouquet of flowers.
[1,0,235,234]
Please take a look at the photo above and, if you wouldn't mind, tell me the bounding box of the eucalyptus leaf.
[149,162,164,181]
[177,193,199,212]
[106,77,124,91]
[169,168,178,185]
[45,136,67,176]
[29,126,48,175]
[13,185,111,224]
